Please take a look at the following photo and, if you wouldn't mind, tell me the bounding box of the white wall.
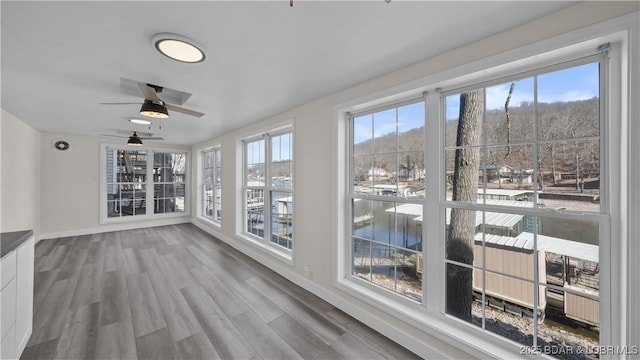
[38,133,191,239]
[1,110,41,234]
[191,2,640,358]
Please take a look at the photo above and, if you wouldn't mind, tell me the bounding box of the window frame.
[201,146,222,224]
[334,24,633,359]
[100,143,190,224]
[347,97,427,302]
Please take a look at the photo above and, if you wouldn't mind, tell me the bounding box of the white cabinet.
[16,237,34,354]
[0,235,34,360]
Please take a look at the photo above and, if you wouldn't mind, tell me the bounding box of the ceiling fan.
[101,131,164,146]
[100,80,204,118]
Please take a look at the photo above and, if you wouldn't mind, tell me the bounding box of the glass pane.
[270,191,292,249]
[353,155,372,194]
[171,153,187,175]
[398,151,424,198]
[485,77,535,145]
[372,153,396,193]
[123,185,145,216]
[370,243,397,292]
[154,152,165,166]
[538,287,599,359]
[373,108,396,154]
[477,272,535,347]
[214,185,222,221]
[246,140,265,187]
[246,189,265,237]
[353,238,372,280]
[537,139,600,212]
[445,146,482,204]
[215,148,222,164]
[352,198,373,239]
[445,262,475,322]
[445,93,484,148]
[445,208,477,264]
[175,196,185,212]
[445,94,461,148]
[481,144,535,200]
[398,102,424,152]
[444,149,456,201]
[353,114,373,156]
[396,247,423,302]
[107,200,119,218]
[391,203,422,250]
[271,159,292,190]
[204,168,214,183]
[537,62,600,141]
[174,184,185,198]
[154,184,164,198]
[370,200,396,245]
[204,150,213,168]
[204,183,214,217]
[481,232,535,283]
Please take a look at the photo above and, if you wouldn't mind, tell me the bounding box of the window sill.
[196,215,221,229]
[236,233,293,266]
[101,211,190,225]
[335,275,547,360]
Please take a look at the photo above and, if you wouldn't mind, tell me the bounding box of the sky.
[353,61,599,144]
[446,62,599,120]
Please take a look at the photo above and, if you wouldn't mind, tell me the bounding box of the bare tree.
[446,89,483,321]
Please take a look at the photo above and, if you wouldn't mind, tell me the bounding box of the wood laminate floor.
[21,224,422,360]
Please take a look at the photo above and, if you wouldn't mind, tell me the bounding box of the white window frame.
[239,123,294,262]
[100,143,190,224]
[333,18,636,359]
[201,146,222,224]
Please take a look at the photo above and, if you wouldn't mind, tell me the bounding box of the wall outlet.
[303,266,313,279]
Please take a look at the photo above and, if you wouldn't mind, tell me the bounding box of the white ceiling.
[1,1,575,146]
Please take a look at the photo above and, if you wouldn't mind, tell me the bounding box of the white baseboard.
[38,217,191,242]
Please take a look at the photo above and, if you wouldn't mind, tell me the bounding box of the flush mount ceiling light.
[139,100,169,119]
[152,33,205,63]
[129,118,152,125]
[127,132,144,146]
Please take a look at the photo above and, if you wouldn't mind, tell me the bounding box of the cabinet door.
[15,237,34,354]
[1,278,17,342]
[0,324,16,360]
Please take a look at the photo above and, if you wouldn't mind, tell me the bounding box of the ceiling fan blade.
[165,103,205,118]
[99,102,142,105]
[100,133,128,138]
[139,136,164,140]
[138,83,161,102]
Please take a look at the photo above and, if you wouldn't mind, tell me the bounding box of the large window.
[346,51,614,359]
[350,101,425,300]
[202,147,222,222]
[244,130,293,250]
[103,146,188,221]
[443,57,605,356]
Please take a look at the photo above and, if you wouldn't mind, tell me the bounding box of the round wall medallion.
[54,140,70,151]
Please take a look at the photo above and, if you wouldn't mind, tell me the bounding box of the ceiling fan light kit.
[129,118,152,125]
[127,132,144,146]
[139,100,169,119]
[153,33,205,63]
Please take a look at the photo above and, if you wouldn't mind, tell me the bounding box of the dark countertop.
[1,230,34,259]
